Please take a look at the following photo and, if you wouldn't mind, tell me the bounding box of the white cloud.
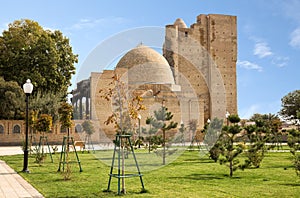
[280,1,300,49]
[237,60,263,72]
[249,36,289,67]
[271,56,289,67]
[289,27,300,48]
[70,17,127,30]
[253,42,273,58]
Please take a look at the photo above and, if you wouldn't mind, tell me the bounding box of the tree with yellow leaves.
[100,73,146,194]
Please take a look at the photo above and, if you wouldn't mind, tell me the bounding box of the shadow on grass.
[103,188,149,196]
[95,157,113,161]
[170,158,214,166]
[184,158,214,163]
[261,164,294,169]
[169,173,225,180]
[280,183,300,187]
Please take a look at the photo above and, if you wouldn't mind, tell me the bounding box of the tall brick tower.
[163,14,237,124]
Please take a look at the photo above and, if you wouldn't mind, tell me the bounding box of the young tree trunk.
[148,135,151,154]
[230,160,233,177]
[163,130,166,165]
[121,138,126,194]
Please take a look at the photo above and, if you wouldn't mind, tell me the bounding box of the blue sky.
[1,0,300,119]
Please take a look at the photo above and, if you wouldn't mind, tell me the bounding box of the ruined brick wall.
[164,14,237,124]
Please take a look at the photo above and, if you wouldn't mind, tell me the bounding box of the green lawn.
[0,149,299,197]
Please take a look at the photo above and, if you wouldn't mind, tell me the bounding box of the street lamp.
[137,114,141,148]
[225,111,230,126]
[180,120,185,146]
[22,79,33,173]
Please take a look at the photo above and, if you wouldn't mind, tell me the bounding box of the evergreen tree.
[243,121,270,168]
[147,105,177,165]
[218,114,244,177]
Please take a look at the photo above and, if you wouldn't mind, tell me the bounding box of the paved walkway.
[0,147,44,198]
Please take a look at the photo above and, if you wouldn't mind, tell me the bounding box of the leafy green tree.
[30,91,64,124]
[250,113,282,149]
[287,129,300,177]
[34,114,52,163]
[0,19,78,95]
[82,120,95,151]
[82,120,95,136]
[0,77,25,119]
[35,114,53,133]
[58,102,73,129]
[279,90,300,122]
[218,114,244,177]
[249,113,281,131]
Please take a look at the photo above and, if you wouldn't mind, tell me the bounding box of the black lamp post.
[22,79,33,173]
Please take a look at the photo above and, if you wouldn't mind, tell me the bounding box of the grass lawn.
[0,149,299,197]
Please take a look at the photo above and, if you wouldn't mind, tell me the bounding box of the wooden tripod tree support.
[84,135,95,153]
[57,131,83,172]
[38,136,53,162]
[188,134,201,151]
[106,134,145,195]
